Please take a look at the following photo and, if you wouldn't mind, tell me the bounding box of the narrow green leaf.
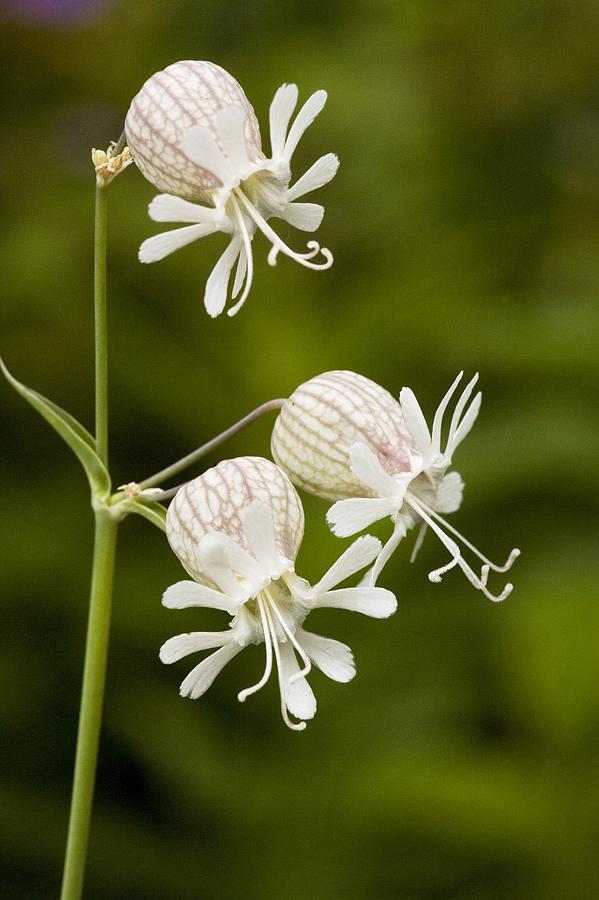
[1,356,110,496]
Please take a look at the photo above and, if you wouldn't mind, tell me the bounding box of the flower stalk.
[139,397,286,491]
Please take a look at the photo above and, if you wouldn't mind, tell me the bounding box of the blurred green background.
[2,1,599,898]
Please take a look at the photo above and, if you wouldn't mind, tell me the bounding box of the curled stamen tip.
[492,583,513,603]
[429,573,443,583]
[237,690,249,703]
[290,721,307,732]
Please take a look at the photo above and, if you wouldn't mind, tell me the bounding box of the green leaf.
[1,356,110,496]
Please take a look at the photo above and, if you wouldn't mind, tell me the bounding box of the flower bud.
[125,60,263,201]
[271,371,415,501]
[166,456,304,585]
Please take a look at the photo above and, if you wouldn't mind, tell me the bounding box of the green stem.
[60,511,118,900]
[139,397,286,490]
[94,184,109,466]
[60,179,115,899]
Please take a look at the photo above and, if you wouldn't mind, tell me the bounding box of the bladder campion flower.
[125,61,338,317]
[162,457,397,731]
[271,371,520,601]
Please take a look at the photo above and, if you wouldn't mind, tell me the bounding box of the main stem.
[94,184,109,466]
[60,512,118,900]
[60,181,116,900]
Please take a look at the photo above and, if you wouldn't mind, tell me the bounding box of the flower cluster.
[124,62,519,729]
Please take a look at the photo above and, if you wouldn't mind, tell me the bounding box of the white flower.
[271,370,415,500]
[125,60,338,317]
[272,371,520,602]
[162,457,396,731]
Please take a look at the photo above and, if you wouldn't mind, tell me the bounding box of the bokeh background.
[2,1,599,898]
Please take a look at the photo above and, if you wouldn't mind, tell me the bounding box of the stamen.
[406,494,513,602]
[234,188,333,272]
[266,591,312,684]
[425,506,520,573]
[227,197,255,317]
[428,555,459,582]
[262,600,306,731]
[410,521,428,564]
[237,595,273,703]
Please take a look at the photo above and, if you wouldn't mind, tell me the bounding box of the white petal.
[446,374,479,456]
[284,90,327,162]
[313,535,382,594]
[327,497,400,537]
[431,371,463,455]
[204,237,242,317]
[181,124,235,185]
[139,223,215,263]
[148,194,222,225]
[435,471,464,514]
[349,442,401,497]
[231,245,247,299]
[399,387,433,462]
[317,587,398,618]
[297,628,355,683]
[241,501,289,575]
[279,641,317,720]
[269,83,299,160]
[162,580,240,615]
[179,643,242,700]
[360,517,408,587]
[214,105,251,175]
[159,631,233,664]
[286,153,339,201]
[279,202,324,232]
[451,392,481,453]
[197,532,263,598]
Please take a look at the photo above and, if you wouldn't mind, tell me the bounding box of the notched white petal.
[279,642,317,720]
[313,534,382,594]
[284,90,328,162]
[269,83,299,159]
[349,442,401,497]
[279,202,324,232]
[435,471,464,514]
[161,581,240,615]
[203,237,243,317]
[179,643,242,700]
[159,631,232,664]
[214,105,252,175]
[286,153,339,202]
[297,629,355,683]
[327,496,400,537]
[399,387,433,462]
[318,587,398,619]
[181,124,235,185]
[139,223,216,263]
[148,194,223,225]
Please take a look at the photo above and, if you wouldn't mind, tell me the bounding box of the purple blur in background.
[1,0,113,26]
